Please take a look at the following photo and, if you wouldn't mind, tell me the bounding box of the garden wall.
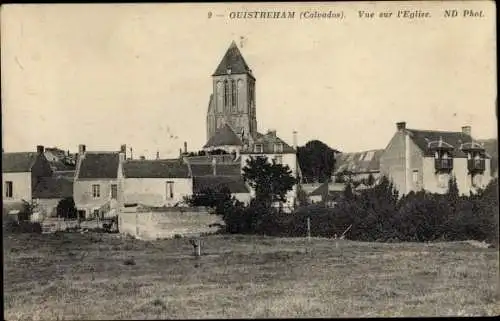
[117,207,223,240]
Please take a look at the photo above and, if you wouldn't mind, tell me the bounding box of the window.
[437,173,448,188]
[224,80,229,107]
[254,144,263,153]
[166,181,174,199]
[5,181,13,198]
[274,156,283,164]
[93,209,100,219]
[92,184,100,198]
[111,184,117,199]
[231,79,237,109]
[274,143,283,153]
[412,170,419,186]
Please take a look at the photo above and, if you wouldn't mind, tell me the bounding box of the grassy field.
[3,232,499,319]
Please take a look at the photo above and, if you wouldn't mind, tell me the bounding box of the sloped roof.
[406,129,477,158]
[310,182,329,196]
[189,162,241,176]
[193,175,249,194]
[204,124,243,148]
[212,41,253,77]
[335,149,384,174]
[241,131,295,154]
[77,152,120,179]
[33,177,73,199]
[123,159,190,178]
[2,152,38,173]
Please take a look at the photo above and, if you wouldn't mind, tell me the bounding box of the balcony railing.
[435,158,453,171]
[468,159,485,172]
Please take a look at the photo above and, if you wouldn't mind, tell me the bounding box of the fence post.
[307,216,311,242]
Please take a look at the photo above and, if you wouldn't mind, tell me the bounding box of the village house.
[118,156,192,207]
[32,176,74,220]
[73,144,122,219]
[379,122,492,196]
[186,156,252,204]
[2,146,53,208]
[333,149,384,184]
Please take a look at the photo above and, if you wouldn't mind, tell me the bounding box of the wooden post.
[307,217,311,241]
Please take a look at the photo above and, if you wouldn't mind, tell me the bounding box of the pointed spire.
[212,41,253,77]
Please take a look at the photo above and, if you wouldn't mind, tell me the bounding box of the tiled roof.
[2,152,38,173]
[77,152,120,179]
[33,177,73,199]
[204,124,243,148]
[212,41,253,77]
[189,163,241,176]
[241,131,295,154]
[335,149,384,174]
[123,159,190,178]
[193,175,249,194]
[406,129,476,158]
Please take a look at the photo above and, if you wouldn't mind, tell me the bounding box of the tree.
[242,156,297,207]
[56,197,77,219]
[447,175,460,213]
[297,140,338,183]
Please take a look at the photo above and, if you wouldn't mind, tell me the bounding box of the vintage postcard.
[1,1,498,319]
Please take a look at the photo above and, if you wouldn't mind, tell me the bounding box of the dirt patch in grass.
[3,234,499,319]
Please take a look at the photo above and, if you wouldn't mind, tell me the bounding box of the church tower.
[206,41,257,143]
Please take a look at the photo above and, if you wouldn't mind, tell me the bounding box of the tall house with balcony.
[379,122,492,196]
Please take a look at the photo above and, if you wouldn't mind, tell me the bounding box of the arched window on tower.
[224,80,229,108]
[231,79,237,110]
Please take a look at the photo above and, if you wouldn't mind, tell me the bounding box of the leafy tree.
[56,197,77,219]
[297,140,338,183]
[447,175,460,213]
[242,156,297,207]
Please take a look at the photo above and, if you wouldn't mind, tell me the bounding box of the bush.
[4,220,42,234]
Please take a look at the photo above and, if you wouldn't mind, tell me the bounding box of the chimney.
[78,144,86,155]
[461,125,471,136]
[179,148,183,157]
[212,157,217,176]
[156,150,160,160]
[293,131,298,150]
[140,155,145,160]
[396,122,406,131]
[119,151,125,163]
[184,141,188,154]
[36,145,44,154]
[129,147,133,160]
[120,144,127,154]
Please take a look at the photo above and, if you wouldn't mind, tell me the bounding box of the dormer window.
[429,138,454,172]
[274,143,283,153]
[461,142,486,174]
[254,144,263,153]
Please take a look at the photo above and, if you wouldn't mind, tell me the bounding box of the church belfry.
[206,41,257,143]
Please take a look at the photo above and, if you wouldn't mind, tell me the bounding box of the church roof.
[212,41,253,77]
[204,124,243,148]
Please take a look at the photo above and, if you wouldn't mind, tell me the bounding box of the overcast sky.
[1,2,496,158]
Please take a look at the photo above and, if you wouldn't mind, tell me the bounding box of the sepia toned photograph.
[1,1,498,319]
